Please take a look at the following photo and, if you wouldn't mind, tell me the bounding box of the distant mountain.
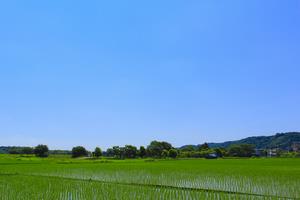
[181,132,300,150]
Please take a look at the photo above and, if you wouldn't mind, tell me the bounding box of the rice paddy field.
[0,155,299,200]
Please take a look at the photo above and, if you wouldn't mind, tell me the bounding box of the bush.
[72,146,88,158]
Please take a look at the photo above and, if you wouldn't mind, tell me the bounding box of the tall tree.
[93,147,102,158]
[112,146,121,158]
[139,146,146,158]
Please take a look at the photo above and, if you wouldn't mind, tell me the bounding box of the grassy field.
[0,155,299,200]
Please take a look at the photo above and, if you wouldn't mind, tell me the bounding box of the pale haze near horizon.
[0,1,299,150]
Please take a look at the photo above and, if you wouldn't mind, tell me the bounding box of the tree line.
[7,141,256,159]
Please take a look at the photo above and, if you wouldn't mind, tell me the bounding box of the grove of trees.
[8,147,34,154]
[5,141,258,159]
[228,144,255,157]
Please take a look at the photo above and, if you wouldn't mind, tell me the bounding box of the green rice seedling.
[0,156,299,199]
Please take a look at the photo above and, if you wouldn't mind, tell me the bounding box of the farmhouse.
[268,149,279,157]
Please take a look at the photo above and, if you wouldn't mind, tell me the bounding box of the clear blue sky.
[0,1,299,150]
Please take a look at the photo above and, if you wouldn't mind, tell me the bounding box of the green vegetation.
[168,148,178,158]
[8,146,34,154]
[0,132,299,199]
[34,144,49,157]
[2,132,299,159]
[207,132,300,150]
[93,147,102,158]
[3,139,300,160]
[139,146,146,158]
[0,155,299,199]
[147,140,173,158]
[228,144,255,157]
[72,146,88,158]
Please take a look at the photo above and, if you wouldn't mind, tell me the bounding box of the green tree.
[215,148,225,157]
[34,145,49,157]
[106,148,114,157]
[198,143,209,151]
[8,147,21,154]
[180,145,196,152]
[168,149,178,158]
[228,144,255,157]
[161,142,172,151]
[112,146,121,158]
[139,146,146,158]
[21,147,34,154]
[147,141,173,158]
[124,145,137,158]
[72,146,88,158]
[93,147,102,158]
[161,149,169,158]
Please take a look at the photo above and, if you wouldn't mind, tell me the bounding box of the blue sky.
[0,1,299,150]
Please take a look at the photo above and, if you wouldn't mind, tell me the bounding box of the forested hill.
[206,132,300,149]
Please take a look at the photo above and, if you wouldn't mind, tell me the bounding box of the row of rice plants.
[0,158,299,199]
[0,174,280,200]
